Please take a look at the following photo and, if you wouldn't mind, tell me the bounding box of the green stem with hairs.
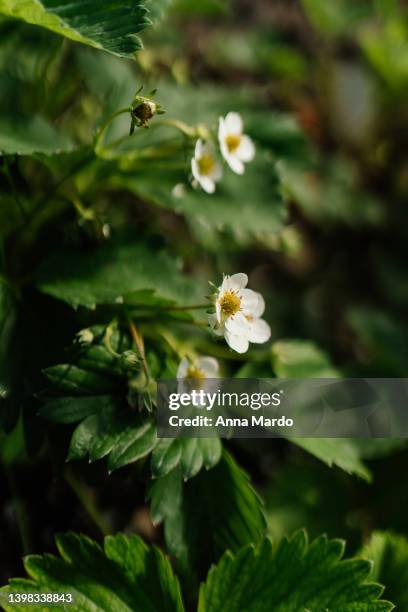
[94,107,132,158]
[94,109,204,160]
[128,320,151,384]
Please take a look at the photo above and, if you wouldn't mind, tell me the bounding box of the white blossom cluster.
[177,115,268,369]
[191,112,255,194]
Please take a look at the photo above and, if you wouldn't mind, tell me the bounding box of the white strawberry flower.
[191,139,222,194]
[177,356,220,398]
[218,112,255,175]
[209,273,271,354]
[177,355,219,380]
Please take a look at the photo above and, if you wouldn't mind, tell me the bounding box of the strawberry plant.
[1,0,408,610]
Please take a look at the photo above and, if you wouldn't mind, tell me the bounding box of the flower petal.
[199,176,216,194]
[240,288,260,314]
[225,311,250,334]
[202,140,216,156]
[195,139,204,157]
[225,153,245,175]
[225,112,243,135]
[237,135,255,162]
[225,330,249,354]
[218,117,227,139]
[198,357,219,377]
[223,273,248,292]
[191,158,201,183]
[247,318,271,344]
[219,139,230,163]
[177,357,189,379]
[215,299,222,323]
[251,292,265,317]
[211,162,223,182]
[219,277,229,293]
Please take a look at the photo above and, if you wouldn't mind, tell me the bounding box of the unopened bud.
[76,329,94,346]
[120,350,139,371]
[132,100,157,125]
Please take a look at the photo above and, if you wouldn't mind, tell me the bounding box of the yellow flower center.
[198,154,216,176]
[220,291,241,317]
[185,366,205,382]
[225,133,241,153]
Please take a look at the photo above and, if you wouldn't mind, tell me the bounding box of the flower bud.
[130,87,165,132]
[132,100,157,126]
[119,350,139,371]
[76,328,94,346]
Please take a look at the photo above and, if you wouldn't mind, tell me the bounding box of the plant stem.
[64,467,111,536]
[162,303,209,312]
[94,111,200,160]
[155,118,198,137]
[129,320,151,383]
[94,107,131,157]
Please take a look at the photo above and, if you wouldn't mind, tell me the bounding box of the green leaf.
[0,114,73,156]
[43,364,119,395]
[271,339,340,378]
[39,395,114,424]
[149,450,266,576]
[263,459,360,545]
[351,439,408,460]
[40,329,157,471]
[36,239,203,309]
[41,388,156,472]
[293,438,372,481]
[151,437,222,480]
[0,0,151,59]
[362,531,408,611]
[117,153,285,250]
[198,530,394,612]
[104,415,157,472]
[271,340,371,480]
[0,532,184,612]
